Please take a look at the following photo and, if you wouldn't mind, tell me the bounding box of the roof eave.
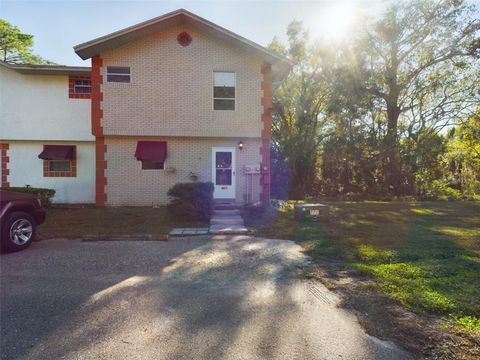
[0,60,91,76]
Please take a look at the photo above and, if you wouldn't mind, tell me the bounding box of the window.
[141,161,164,170]
[49,160,72,172]
[106,66,131,83]
[134,141,167,170]
[69,76,91,99]
[39,145,77,177]
[74,79,91,94]
[214,72,235,110]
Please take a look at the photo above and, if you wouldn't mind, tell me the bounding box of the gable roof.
[0,60,91,76]
[74,9,290,80]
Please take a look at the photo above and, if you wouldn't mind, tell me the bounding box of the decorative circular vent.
[177,31,192,47]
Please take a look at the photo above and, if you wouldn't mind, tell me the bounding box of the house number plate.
[310,209,320,216]
[221,186,228,190]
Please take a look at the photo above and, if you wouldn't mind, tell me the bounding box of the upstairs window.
[69,76,91,99]
[213,72,235,110]
[106,66,131,83]
[74,79,91,93]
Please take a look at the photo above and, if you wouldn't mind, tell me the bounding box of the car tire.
[1,212,36,253]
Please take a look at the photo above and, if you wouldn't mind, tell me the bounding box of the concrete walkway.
[0,236,412,360]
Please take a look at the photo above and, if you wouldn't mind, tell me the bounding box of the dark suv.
[0,191,46,252]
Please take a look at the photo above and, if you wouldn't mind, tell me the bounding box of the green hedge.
[167,182,214,221]
[1,187,56,207]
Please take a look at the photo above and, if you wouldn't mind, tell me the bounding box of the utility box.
[294,203,328,222]
[244,164,261,174]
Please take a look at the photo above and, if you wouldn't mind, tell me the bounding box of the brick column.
[91,56,107,205]
[260,62,272,205]
[1,143,10,188]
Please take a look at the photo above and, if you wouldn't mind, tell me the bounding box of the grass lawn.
[246,201,480,333]
[38,205,208,239]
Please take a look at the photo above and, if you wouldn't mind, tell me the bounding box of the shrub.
[425,180,463,200]
[167,182,214,221]
[1,187,56,207]
[242,202,269,219]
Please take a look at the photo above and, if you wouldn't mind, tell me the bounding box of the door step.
[209,224,249,235]
[213,209,241,216]
[210,201,247,234]
[210,214,244,225]
[214,202,243,211]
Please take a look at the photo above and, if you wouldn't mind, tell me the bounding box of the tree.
[269,22,332,199]
[270,145,291,200]
[0,19,52,64]
[269,0,479,200]
[441,110,480,197]
[350,0,480,193]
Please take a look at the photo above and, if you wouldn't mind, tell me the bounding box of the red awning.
[38,145,75,160]
[135,141,167,162]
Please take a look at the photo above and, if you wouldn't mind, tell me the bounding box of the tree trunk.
[288,160,308,200]
[384,100,402,193]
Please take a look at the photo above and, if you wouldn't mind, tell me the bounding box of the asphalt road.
[0,236,413,360]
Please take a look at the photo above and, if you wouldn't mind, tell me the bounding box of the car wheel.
[1,212,36,253]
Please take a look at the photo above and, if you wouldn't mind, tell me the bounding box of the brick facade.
[1,143,10,187]
[104,137,262,206]
[91,22,275,205]
[100,25,264,138]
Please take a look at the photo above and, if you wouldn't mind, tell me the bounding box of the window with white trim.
[213,72,235,110]
[106,66,131,83]
[73,79,91,94]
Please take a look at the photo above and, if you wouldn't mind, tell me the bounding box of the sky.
[1,0,479,67]
[0,0,388,66]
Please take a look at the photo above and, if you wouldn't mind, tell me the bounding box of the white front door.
[212,147,236,199]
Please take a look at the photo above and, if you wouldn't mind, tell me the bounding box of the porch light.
[238,141,244,151]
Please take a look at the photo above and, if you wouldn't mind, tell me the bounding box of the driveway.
[0,236,412,360]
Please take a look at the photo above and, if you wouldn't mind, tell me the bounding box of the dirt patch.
[303,261,480,360]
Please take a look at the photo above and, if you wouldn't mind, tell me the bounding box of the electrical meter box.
[244,164,261,174]
[294,203,329,222]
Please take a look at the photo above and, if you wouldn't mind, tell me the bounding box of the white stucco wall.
[8,141,95,203]
[0,65,93,141]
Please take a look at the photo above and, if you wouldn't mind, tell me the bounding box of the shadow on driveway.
[0,236,412,360]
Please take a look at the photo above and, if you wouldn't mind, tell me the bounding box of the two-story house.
[74,9,289,206]
[0,61,95,203]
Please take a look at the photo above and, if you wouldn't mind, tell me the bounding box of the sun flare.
[313,1,359,41]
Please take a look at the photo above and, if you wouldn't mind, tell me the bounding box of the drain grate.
[308,281,334,305]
